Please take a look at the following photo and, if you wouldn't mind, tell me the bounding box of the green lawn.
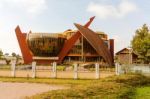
[26,74,150,99]
[133,86,150,99]
[0,74,150,99]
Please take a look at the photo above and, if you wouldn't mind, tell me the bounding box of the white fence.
[115,63,150,76]
[9,61,101,79]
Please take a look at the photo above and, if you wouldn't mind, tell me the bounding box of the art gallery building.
[15,17,114,66]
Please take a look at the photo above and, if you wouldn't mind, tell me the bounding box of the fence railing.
[115,63,150,76]
[0,61,115,79]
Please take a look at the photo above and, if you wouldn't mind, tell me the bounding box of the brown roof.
[116,48,132,55]
[74,23,113,66]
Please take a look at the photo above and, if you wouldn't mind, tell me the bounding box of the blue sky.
[0,0,150,55]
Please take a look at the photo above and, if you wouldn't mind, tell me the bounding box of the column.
[11,60,16,77]
[74,63,78,79]
[95,63,100,79]
[32,61,36,78]
[69,57,71,62]
[115,63,120,75]
[52,62,57,78]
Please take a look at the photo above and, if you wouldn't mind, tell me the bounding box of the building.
[116,48,138,64]
[15,17,114,66]
[63,30,113,64]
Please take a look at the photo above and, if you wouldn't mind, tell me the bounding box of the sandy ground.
[0,82,66,99]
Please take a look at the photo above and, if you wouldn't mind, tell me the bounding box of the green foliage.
[0,49,3,59]
[57,65,66,71]
[11,52,16,57]
[132,86,150,99]
[11,52,21,64]
[131,24,150,63]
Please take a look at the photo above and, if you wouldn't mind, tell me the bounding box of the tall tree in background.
[0,50,3,59]
[131,24,150,63]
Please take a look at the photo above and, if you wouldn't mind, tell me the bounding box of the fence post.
[149,66,150,73]
[115,63,120,75]
[74,63,78,79]
[11,60,16,77]
[32,61,36,78]
[115,63,118,75]
[95,63,100,79]
[52,62,57,78]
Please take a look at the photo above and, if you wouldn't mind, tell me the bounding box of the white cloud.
[0,0,47,15]
[0,0,48,54]
[87,0,137,19]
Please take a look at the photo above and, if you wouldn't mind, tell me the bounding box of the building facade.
[63,30,114,64]
[15,17,114,65]
[116,48,138,64]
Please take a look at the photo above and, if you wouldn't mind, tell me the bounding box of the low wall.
[115,63,150,76]
[0,62,115,79]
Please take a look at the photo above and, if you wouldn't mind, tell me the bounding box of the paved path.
[0,82,65,99]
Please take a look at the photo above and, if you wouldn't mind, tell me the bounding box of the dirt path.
[0,82,66,99]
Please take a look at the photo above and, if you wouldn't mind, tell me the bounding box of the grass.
[0,77,94,85]
[0,74,150,99]
[132,86,150,99]
[0,65,11,70]
[27,74,150,99]
[57,65,68,71]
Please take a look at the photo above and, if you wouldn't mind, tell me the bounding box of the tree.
[131,24,150,63]
[5,59,11,65]
[5,53,9,56]
[15,54,20,64]
[0,49,3,59]
[11,52,21,64]
[12,52,16,57]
